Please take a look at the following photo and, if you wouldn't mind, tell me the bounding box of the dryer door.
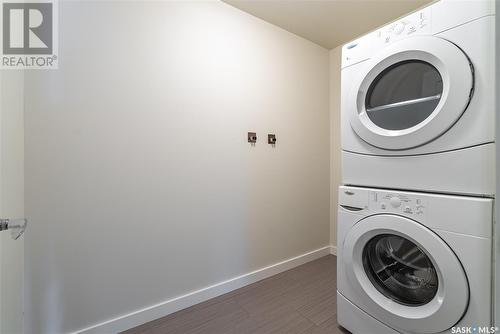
[343,214,468,333]
[348,36,473,150]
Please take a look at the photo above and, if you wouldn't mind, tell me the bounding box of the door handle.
[0,218,27,240]
[340,205,364,212]
[365,94,442,113]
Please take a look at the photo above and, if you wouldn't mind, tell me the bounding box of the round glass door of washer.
[362,233,438,306]
[342,214,469,333]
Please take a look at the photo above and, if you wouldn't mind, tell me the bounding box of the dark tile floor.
[123,255,349,334]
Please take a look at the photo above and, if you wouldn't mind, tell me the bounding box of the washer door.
[348,36,473,150]
[343,214,468,333]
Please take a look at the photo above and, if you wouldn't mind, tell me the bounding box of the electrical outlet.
[248,132,257,143]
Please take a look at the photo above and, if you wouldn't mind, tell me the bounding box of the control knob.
[394,22,406,35]
[390,197,401,208]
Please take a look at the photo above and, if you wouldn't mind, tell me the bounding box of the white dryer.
[341,0,496,196]
[336,186,493,334]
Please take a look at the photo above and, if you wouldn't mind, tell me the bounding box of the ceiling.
[223,0,434,49]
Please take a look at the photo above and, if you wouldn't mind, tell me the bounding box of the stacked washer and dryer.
[337,1,496,333]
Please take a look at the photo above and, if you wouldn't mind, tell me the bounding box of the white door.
[342,214,469,333]
[0,71,27,334]
[347,36,473,150]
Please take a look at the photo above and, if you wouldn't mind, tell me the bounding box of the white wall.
[23,1,330,333]
[329,46,341,250]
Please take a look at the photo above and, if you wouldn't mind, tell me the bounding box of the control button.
[394,22,406,35]
[390,197,401,208]
[407,25,416,34]
[403,206,413,214]
[385,36,391,43]
[380,203,386,210]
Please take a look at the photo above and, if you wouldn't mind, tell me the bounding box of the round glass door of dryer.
[365,61,443,131]
[348,36,473,150]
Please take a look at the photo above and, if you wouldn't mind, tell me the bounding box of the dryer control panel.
[342,7,431,68]
[375,9,431,46]
[369,191,426,219]
[341,0,494,69]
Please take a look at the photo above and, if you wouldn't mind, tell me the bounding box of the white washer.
[341,0,496,196]
[336,186,493,334]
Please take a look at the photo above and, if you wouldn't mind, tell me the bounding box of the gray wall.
[0,71,25,334]
[495,0,499,326]
[23,1,330,333]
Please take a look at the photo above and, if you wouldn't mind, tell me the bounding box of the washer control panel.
[370,191,426,218]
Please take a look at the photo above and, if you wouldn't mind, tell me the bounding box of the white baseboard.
[72,246,331,334]
[330,245,337,255]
